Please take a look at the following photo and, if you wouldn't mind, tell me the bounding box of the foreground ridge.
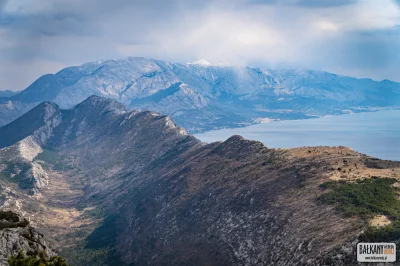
[0,96,399,265]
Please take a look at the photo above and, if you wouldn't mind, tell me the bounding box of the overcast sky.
[1,0,400,91]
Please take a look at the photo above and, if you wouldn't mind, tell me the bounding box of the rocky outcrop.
[0,211,56,266]
[0,138,49,195]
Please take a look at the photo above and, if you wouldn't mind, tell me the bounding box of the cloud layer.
[1,0,399,90]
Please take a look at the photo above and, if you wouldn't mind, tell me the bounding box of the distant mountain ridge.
[1,57,399,132]
[0,90,19,98]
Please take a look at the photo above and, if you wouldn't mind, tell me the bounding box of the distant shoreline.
[195,109,400,161]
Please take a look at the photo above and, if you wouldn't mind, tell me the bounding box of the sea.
[195,110,400,161]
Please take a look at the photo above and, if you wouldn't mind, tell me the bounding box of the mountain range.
[1,57,399,132]
[0,96,399,265]
[0,90,19,98]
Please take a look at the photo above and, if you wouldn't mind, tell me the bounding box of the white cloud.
[316,21,339,32]
[332,0,400,31]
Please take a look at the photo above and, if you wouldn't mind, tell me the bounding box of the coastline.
[194,109,400,161]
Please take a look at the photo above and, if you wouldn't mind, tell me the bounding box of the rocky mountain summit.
[0,96,399,265]
[1,57,399,132]
[0,210,56,266]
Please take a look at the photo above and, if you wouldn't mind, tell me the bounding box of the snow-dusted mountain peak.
[188,59,213,66]
[1,56,400,133]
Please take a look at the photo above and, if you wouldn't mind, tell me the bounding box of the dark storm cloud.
[343,29,400,68]
[0,13,91,37]
[0,0,360,41]
[0,0,179,61]
[1,0,171,35]
[321,29,400,69]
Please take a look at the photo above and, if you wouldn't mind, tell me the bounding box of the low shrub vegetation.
[319,177,400,220]
[319,177,400,242]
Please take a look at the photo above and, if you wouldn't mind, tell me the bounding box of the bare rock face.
[0,102,61,149]
[0,138,49,195]
[0,103,60,195]
[0,96,399,265]
[0,211,56,266]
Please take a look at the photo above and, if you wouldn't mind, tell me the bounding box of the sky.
[0,0,399,91]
